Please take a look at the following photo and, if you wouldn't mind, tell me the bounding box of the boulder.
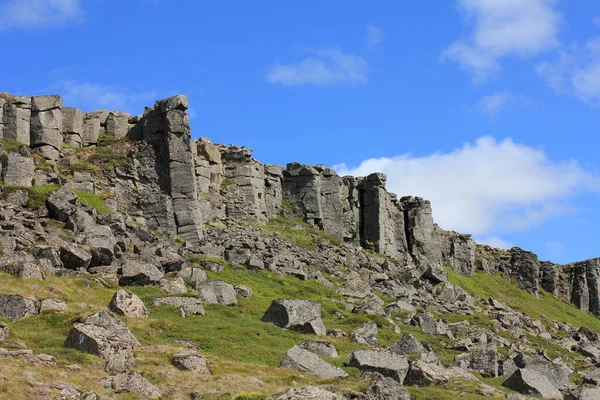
[404,360,477,386]
[352,322,379,346]
[152,296,205,317]
[502,368,562,399]
[571,386,600,400]
[47,184,78,222]
[458,343,499,378]
[158,277,187,294]
[196,280,237,305]
[0,253,43,279]
[109,290,148,318]
[513,353,571,390]
[0,323,9,341]
[299,340,338,357]
[63,311,139,374]
[262,299,326,335]
[353,295,385,316]
[1,153,34,186]
[349,349,409,383]
[3,95,31,145]
[119,262,163,286]
[60,244,92,270]
[270,386,347,400]
[172,351,211,374]
[40,299,67,312]
[30,95,63,158]
[62,107,83,147]
[391,333,426,356]
[365,372,411,400]
[0,294,40,321]
[234,284,253,298]
[111,372,160,398]
[106,111,130,138]
[411,310,440,335]
[280,346,348,379]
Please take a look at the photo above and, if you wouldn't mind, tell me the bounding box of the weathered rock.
[352,322,379,346]
[111,373,160,398]
[299,340,338,357]
[159,277,187,294]
[508,248,540,296]
[1,153,34,186]
[47,184,78,222]
[411,310,440,335]
[152,296,205,316]
[172,351,211,374]
[0,252,43,279]
[30,95,63,158]
[3,95,31,145]
[109,290,148,318]
[349,349,409,383]
[280,346,348,379]
[570,386,600,400]
[353,295,385,316]
[106,111,130,138]
[62,107,83,147]
[262,299,326,335]
[63,311,139,374]
[83,112,101,145]
[513,353,571,390]
[119,262,163,286]
[60,244,92,270]
[365,372,411,400]
[270,386,347,400]
[391,333,426,356]
[196,280,238,305]
[0,323,9,341]
[404,360,476,386]
[0,295,40,321]
[40,299,67,312]
[0,348,57,366]
[502,368,562,399]
[234,284,253,298]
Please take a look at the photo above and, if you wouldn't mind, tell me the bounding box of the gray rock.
[411,310,439,335]
[365,373,411,400]
[353,295,385,316]
[262,299,326,335]
[234,284,253,298]
[349,349,409,383]
[111,373,160,398]
[63,311,139,374]
[571,386,600,400]
[0,253,43,279]
[153,296,205,316]
[196,280,238,305]
[62,107,83,147]
[30,95,63,158]
[502,368,562,399]
[47,184,78,222]
[119,262,163,286]
[513,353,571,390]
[158,277,187,294]
[109,290,148,318]
[352,322,379,346]
[3,95,31,145]
[0,323,9,341]
[270,386,347,400]
[172,351,210,374]
[456,343,498,378]
[404,360,477,386]
[280,346,348,379]
[391,333,426,355]
[583,367,600,385]
[0,294,40,321]
[1,153,34,186]
[60,244,92,270]
[40,299,67,313]
[106,111,130,138]
[83,112,101,145]
[299,340,338,357]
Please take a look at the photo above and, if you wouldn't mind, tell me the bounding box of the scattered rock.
[108,290,148,318]
[196,280,238,305]
[365,372,411,400]
[391,333,426,356]
[111,372,160,398]
[172,351,211,374]
[352,322,379,346]
[349,349,409,383]
[299,340,338,357]
[280,346,348,379]
[0,294,40,321]
[502,368,562,400]
[262,299,326,336]
[40,299,67,313]
[270,386,347,400]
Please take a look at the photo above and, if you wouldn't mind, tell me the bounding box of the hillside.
[0,93,599,399]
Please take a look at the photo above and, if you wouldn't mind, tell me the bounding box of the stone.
[3,95,31,145]
[1,153,34,186]
[458,343,499,378]
[153,296,205,316]
[353,295,385,316]
[172,351,211,374]
[106,111,131,138]
[404,360,477,386]
[502,369,562,400]
[119,262,163,286]
[0,323,9,341]
[349,349,410,383]
[270,386,347,400]
[391,333,426,355]
[60,244,92,270]
[40,299,67,313]
[196,280,238,305]
[0,253,43,279]
[262,299,326,336]
[47,184,78,222]
[111,373,160,398]
[109,290,148,318]
[30,95,63,157]
[365,373,411,400]
[178,267,207,288]
[64,311,139,374]
[509,248,540,296]
[0,348,57,366]
[401,196,443,274]
[280,346,348,379]
[83,113,101,145]
[299,340,338,357]
[352,322,379,346]
[411,310,439,335]
[158,277,187,294]
[572,386,600,400]
[513,353,571,390]
[234,284,253,298]
[0,295,40,321]
[62,107,83,147]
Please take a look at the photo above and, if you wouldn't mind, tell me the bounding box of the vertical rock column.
[62,108,84,148]
[587,258,600,318]
[0,93,8,137]
[317,167,345,238]
[508,248,540,296]
[158,95,203,246]
[341,176,361,244]
[83,110,107,146]
[106,111,130,138]
[30,95,63,161]
[571,261,590,313]
[264,164,283,219]
[3,95,31,145]
[283,163,323,227]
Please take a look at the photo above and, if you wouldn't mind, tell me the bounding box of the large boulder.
[503,368,562,399]
[0,253,43,279]
[513,353,571,390]
[349,349,409,383]
[391,333,426,356]
[109,290,148,318]
[152,296,205,317]
[63,311,139,374]
[30,95,63,160]
[47,184,78,222]
[172,351,211,374]
[352,322,379,346]
[106,111,130,138]
[111,372,160,398]
[299,340,338,358]
[270,386,347,400]
[196,280,237,305]
[262,299,326,336]
[456,343,499,378]
[365,373,411,400]
[280,346,348,379]
[60,244,92,270]
[404,360,477,386]
[1,153,34,186]
[0,294,40,321]
[119,262,163,286]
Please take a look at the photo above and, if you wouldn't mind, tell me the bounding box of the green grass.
[262,215,342,250]
[446,269,600,332]
[70,161,96,173]
[73,190,112,214]
[33,154,55,173]
[232,392,267,400]
[1,184,60,209]
[87,146,132,172]
[98,133,128,146]
[0,137,28,153]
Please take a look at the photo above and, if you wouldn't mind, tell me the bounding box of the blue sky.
[2,0,600,264]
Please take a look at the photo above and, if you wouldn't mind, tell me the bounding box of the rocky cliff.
[1,92,600,399]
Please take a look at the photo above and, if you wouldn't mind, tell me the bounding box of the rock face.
[1,153,34,186]
[108,290,149,318]
[299,340,338,358]
[349,349,410,383]
[0,295,40,321]
[502,368,563,400]
[63,311,140,374]
[30,95,63,160]
[119,262,163,286]
[262,299,326,335]
[3,95,31,145]
[280,346,348,379]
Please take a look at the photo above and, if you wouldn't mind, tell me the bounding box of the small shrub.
[0,137,28,153]
[221,177,235,187]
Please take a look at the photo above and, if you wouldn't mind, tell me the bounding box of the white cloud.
[266,48,369,86]
[477,91,532,116]
[475,236,514,249]
[364,25,385,53]
[334,136,600,236]
[443,0,560,82]
[48,80,158,114]
[0,0,83,30]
